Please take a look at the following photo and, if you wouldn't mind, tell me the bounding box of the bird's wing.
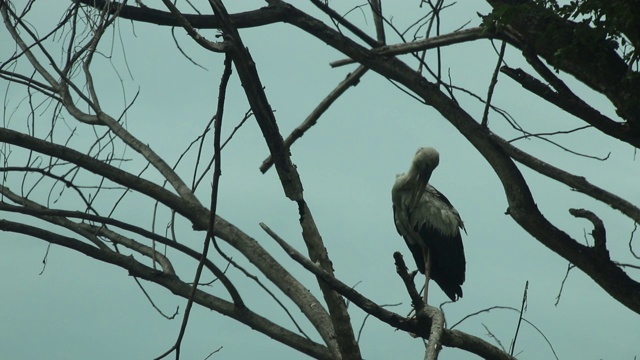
[409,185,465,237]
[410,185,466,301]
[415,221,465,300]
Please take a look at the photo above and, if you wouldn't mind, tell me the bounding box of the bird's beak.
[408,170,428,211]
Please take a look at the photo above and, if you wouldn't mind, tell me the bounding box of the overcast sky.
[1,1,639,359]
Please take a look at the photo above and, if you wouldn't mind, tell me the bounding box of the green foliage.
[535,0,639,67]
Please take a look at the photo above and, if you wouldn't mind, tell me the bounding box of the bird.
[392,147,466,303]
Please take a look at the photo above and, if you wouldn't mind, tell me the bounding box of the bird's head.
[407,147,439,211]
[411,147,440,175]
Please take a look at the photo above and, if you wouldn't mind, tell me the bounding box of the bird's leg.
[422,247,431,305]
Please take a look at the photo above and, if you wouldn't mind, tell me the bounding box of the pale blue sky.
[1,1,639,359]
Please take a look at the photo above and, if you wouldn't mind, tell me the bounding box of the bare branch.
[482,40,506,127]
[629,223,639,260]
[79,223,176,275]
[132,277,179,320]
[491,135,640,224]
[369,0,385,43]
[309,0,380,48]
[500,66,640,148]
[156,53,234,360]
[569,208,608,256]
[394,252,443,360]
[0,184,110,250]
[555,263,575,306]
[159,0,228,52]
[393,252,425,312]
[260,65,369,173]
[424,305,445,360]
[330,27,488,68]
[509,281,528,356]
[75,0,287,29]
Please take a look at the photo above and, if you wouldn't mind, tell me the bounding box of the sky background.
[1,1,639,359]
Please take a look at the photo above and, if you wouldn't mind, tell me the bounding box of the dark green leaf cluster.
[535,0,639,67]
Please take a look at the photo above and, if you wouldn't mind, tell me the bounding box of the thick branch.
[393,253,443,360]
[78,223,176,275]
[424,305,445,360]
[500,66,640,148]
[393,252,425,312]
[0,196,249,303]
[0,127,209,226]
[0,184,110,251]
[75,0,286,29]
[491,134,640,224]
[569,208,608,255]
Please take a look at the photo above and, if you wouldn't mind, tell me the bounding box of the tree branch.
[569,208,608,256]
[393,252,443,360]
[330,27,489,68]
[491,134,640,224]
[74,0,287,29]
[0,219,332,360]
[159,0,228,52]
[259,65,369,173]
[499,65,640,148]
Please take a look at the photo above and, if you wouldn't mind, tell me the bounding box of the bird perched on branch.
[392,147,466,303]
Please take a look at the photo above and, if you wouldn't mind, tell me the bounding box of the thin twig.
[482,40,506,127]
[509,281,528,356]
[356,302,401,343]
[159,0,227,52]
[629,223,639,259]
[133,277,180,320]
[555,263,575,306]
[156,53,234,360]
[204,346,223,360]
[482,323,506,352]
[450,306,519,330]
[38,242,51,275]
